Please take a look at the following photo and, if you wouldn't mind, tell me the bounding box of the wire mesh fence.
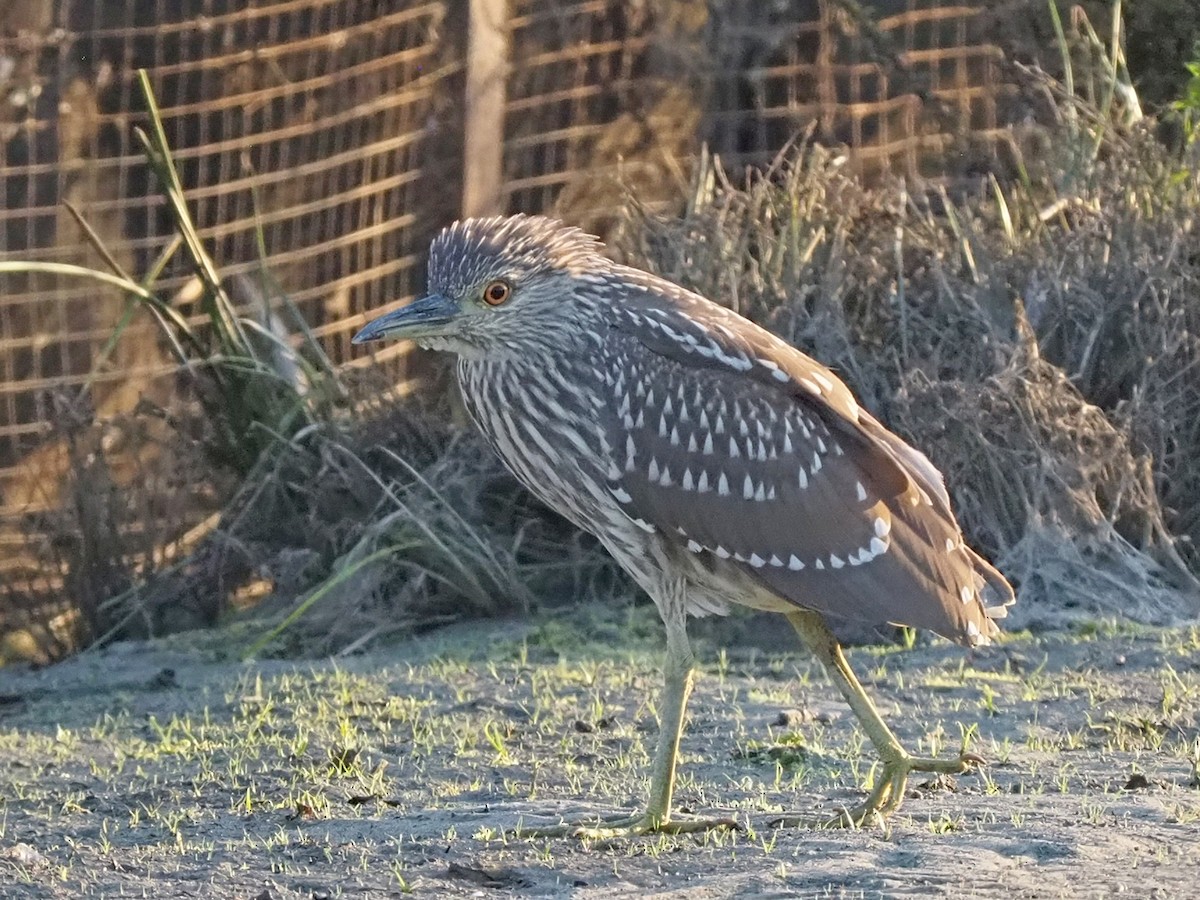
[507,0,1045,229]
[1,0,459,512]
[0,0,1054,646]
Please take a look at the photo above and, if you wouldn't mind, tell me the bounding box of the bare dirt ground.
[1,607,1198,899]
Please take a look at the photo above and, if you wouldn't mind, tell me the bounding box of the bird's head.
[352,215,608,356]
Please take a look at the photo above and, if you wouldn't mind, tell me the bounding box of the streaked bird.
[353,214,1014,836]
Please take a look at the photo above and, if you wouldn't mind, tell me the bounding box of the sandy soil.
[1,613,1198,898]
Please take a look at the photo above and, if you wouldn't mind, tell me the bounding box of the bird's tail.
[968,548,1015,642]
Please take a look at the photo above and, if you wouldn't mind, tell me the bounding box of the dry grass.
[6,54,1200,661]
[150,104,1200,653]
[208,370,627,658]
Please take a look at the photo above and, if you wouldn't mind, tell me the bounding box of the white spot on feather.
[830,554,844,569]
[648,458,660,482]
[855,481,867,502]
[722,351,752,372]
[718,473,730,497]
[682,468,694,491]
[697,470,710,492]
[611,486,632,503]
[743,474,755,500]
[748,553,766,568]
[812,371,835,392]
[869,536,888,556]
[960,586,973,604]
[687,539,703,553]
[874,517,890,538]
[788,555,804,571]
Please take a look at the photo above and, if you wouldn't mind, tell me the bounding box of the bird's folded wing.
[599,318,905,579]
[595,282,1009,640]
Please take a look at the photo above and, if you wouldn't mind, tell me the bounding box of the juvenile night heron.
[353,215,1014,836]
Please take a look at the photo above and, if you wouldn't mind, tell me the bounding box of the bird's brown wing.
[598,277,1012,644]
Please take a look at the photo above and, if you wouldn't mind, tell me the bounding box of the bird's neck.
[464,312,600,365]
[455,320,602,428]
[455,334,574,389]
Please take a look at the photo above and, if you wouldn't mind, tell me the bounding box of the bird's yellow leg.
[773,610,983,829]
[514,602,738,840]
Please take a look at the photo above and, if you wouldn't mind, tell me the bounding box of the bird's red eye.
[483,280,511,306]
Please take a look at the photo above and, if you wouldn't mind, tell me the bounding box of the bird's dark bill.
[352,293,459,343]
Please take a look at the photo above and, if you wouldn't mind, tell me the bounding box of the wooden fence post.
[463,0,508,218]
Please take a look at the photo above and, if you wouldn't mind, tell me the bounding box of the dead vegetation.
[5,46,1200,661]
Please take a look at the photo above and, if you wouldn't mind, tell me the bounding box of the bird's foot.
[771,750,985,830]
[512,811,740,841]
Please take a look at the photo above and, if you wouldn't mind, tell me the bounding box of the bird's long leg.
[774,610,983,829]
[513,593,737,840]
